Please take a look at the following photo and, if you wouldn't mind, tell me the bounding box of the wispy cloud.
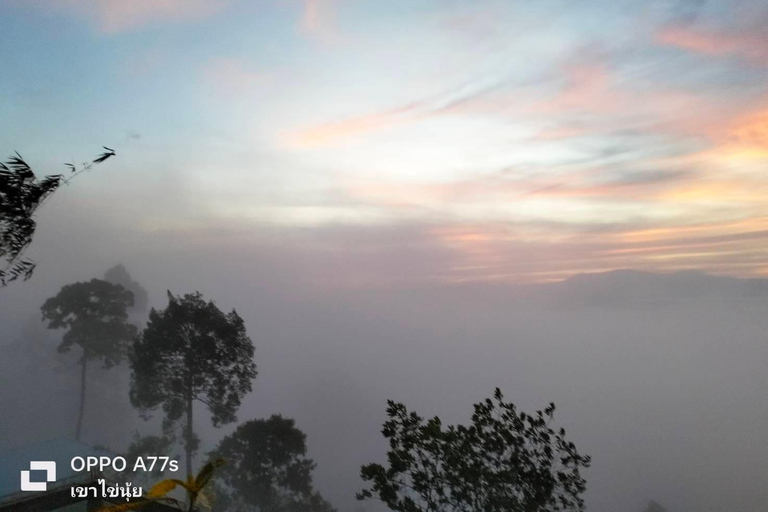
[280,49,739,150]
[280,80,505,148]
[283,102,422,148]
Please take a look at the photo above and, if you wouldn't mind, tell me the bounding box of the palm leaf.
[194,459,226,491]
[195,487,214,510]
[92,496,182,512]
[147,478,180,498]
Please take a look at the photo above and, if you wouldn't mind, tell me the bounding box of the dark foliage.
[0,149,115,286]
[358,388,591,512]
[129,291,257,476]
[92,146,115,163]
[210,415,336,512]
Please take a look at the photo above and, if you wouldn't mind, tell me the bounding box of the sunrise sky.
[2,0,767,284]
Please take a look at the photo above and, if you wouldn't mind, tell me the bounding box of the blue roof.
[0,438,113,504]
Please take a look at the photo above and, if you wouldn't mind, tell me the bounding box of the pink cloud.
[282,102,425,148]
[22,0,230,33]
[530,123,593,141]
[529,61,621,114]
[23,0,343,38]
[728,107,768,148]
[299,0,342,43]
[425,216,768,283]
[656,24,768,65]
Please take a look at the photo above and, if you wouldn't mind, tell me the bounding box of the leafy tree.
[123,433,178,487]
[104,264,149,314]
[210,415,336,512]
[0,148,115,285]
[357,389,591,512]
[41,278,137,441]
[641,501,667,512]
[130,291,258,479]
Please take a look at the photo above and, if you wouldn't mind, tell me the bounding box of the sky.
[2,0,767,285]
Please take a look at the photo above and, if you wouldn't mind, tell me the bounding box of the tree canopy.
[211,415,336,512]
[41,278,136,368]
[41,278,136,440]
[130,291,258,477]
[357,388,591,512]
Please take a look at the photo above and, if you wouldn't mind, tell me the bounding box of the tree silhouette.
[358,389,591,512]
[641,501,667,512]
[41,278,136,441]
[130,291,257,479]
[103,263,149,314]
[210,415,336,512]
[0,148,115,286]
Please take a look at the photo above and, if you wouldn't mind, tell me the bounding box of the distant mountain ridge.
[546,269,768,305]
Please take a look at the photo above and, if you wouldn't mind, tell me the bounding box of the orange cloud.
[656,25,768,65]
[685,106,768,165]
[661,179,768,203]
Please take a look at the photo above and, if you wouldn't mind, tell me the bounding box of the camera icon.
[20,461,57,492]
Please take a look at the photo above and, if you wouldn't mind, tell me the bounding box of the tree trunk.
[186,393,193,478]
[183,327,194,502]
[185,391,194,509]
[75,355,87,441]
